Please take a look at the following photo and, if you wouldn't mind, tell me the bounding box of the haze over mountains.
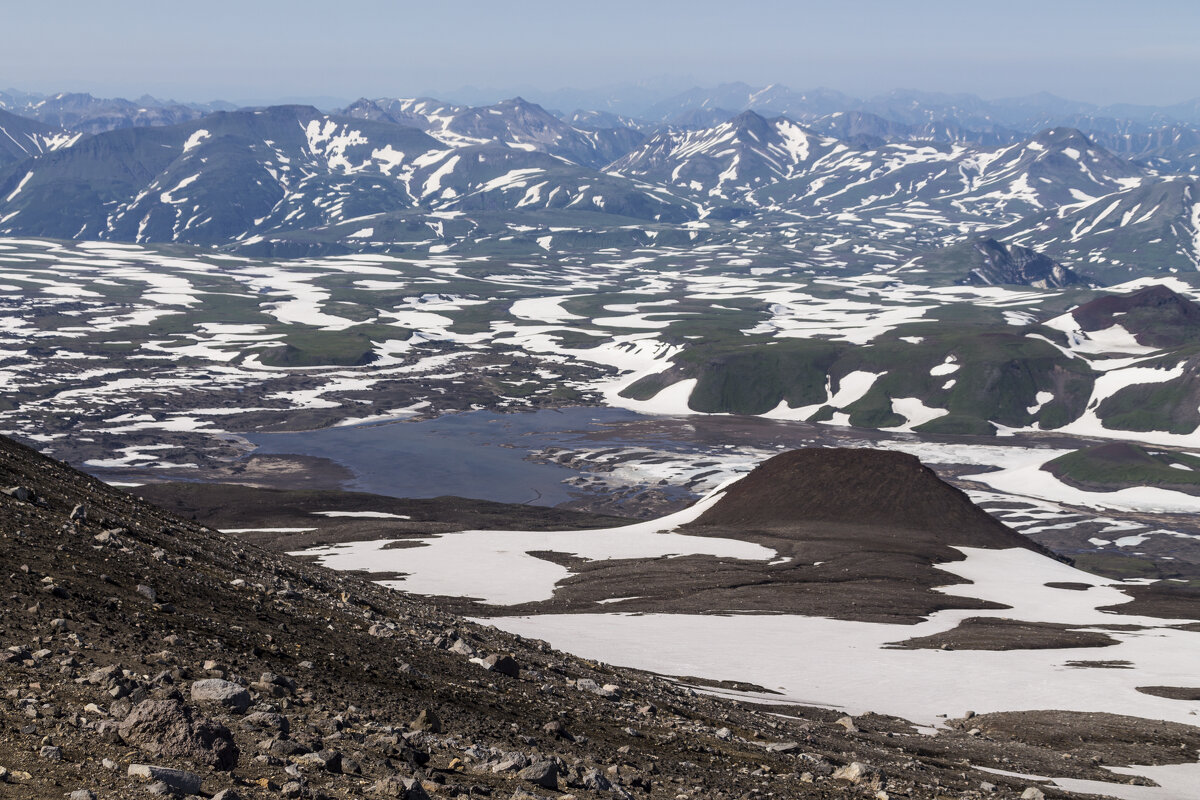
[1,81,1199,283]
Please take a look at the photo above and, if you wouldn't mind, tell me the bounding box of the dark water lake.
[245,407,645,505]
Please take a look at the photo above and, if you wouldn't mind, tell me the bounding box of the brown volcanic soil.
[688,449,1050,552]
[134,482,630,551]
[137,450,1057,626]
[412,449,1082,624]
[963,710,1200,767]
[1099,580,1200,620]
[4,435,1200,798]
[1071,284,1200,347]
[884,618,1120,651]
[1137,686,1200,701]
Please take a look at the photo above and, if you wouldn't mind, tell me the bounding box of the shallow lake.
[245,406,646,505]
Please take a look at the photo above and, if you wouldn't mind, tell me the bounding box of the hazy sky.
[5,0,1200,108]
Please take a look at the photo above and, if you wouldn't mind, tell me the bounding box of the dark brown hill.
[693,448,1038,550]
[1071,284,1200,347]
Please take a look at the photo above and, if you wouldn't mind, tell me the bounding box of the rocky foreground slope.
[2,433,1199,799]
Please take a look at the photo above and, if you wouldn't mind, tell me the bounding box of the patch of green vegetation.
[807,405,836,423]
[1072,553,1163,581]
[550,386,585,401]
[659,303,770,344]
[620,371,681,402]
[926,303,1010,325]
[845,385,905,428]
[258,325,400,367]
[938,333,1094,428]
[1046,443,1200,492]
[914,414,997,436]
[448,300,512,335]
[528,329,607,350]
[559,293,674,322]
[685,340,841,415]
[617,321,1095,433]
[1097,374,1200,434]
[323,301,379,324]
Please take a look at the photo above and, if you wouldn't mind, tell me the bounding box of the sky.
[5,0,1200,110]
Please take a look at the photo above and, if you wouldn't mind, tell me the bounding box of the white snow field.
[7,237,1200,466]
[297,485,1200,728]
[297,479,1200,795]
[296,481,773,605]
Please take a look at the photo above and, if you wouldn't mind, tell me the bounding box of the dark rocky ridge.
[1071,284,1200,347]
[964,238,1088,289]
[0,108,70,167]
[692,449,1045,549]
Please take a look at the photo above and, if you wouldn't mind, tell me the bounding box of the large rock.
[368,775,431,799]
[481,653,520,678]
[127,764,203,794]
[242,710,290,736]
[118,698,238,770]
[410,708,442,733]
[191,678,252,713]
[517,760,558,789]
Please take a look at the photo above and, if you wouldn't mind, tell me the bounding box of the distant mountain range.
[8,81,1200,139]
[0,84,1198,281]
[0,89,235,135]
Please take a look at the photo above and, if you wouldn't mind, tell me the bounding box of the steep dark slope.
[692,448,1044,550]
[2,437,1196,795]
[966,238,1089,288]
[0,433,843,797]
[1071,284,1200,347]
[0,107,76,167]
[913,236,1091,287]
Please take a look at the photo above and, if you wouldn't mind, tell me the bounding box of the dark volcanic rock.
[127,764,204,794]
[191,678,252,713]
[517,759,559,789]
[481,653,520,677]
[965,237,1088,288]
[692,448,1043,550]
[1071,283,1200,347]
[119,698,238,770]
[886,617,1120,651]
[481,447,1070,624]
